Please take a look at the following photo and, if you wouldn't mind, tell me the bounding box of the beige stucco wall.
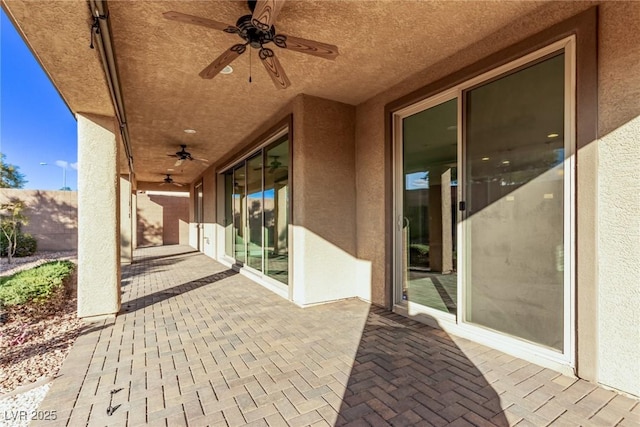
[354,2,640,396]
[596,3,640,397]
[291,95,371,305]
[136,192,189,247]
[77,113,121,319]
[0,189,77,252]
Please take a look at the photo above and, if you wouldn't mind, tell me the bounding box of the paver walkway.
[35,246,638,426]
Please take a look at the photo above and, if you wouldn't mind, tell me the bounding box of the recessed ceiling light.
[547,133,559,138]
[184,129,197,134]
[221,65,233,75]
[482,157,490,161]
[502,160,510,165]
[167,168,174,171]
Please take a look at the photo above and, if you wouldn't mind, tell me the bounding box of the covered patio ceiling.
[3,0,551,186]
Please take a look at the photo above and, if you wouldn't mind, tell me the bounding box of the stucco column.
[77,113,121,319]
[120,176,133,264]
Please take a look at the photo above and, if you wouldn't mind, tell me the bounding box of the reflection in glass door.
[233,164,246,263]
[264,138,289,284]
[246,154,263,271]
[464,53,567,351]
[224,171,234,257]
[401,98,458,314]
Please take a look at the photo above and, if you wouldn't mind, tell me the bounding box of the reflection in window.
[264,137,289,284]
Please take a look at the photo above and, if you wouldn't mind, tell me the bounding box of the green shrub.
[409,244,430,255]
[0,231,37,257]
[409,243,430,268]
[0,261,75,306]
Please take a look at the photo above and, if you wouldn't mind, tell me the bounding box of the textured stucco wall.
[291,95,372,305]
[292,95,357,256]
[0,189,77,252]
[596,3,640,396]
[77,113,121,319]
[354,2,640,396]
[136,192,189,246]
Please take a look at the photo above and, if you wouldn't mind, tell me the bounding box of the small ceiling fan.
[160,174,184,187]
[267,156,286,173]
[253,156,287,173]
[168,144,209,167]
[163,0,339,89]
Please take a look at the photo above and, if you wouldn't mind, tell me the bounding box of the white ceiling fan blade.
[172,182,184,187]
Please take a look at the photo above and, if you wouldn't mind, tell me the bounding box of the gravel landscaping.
[0,251,82,424]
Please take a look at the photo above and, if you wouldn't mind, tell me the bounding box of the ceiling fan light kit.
[163,0,339,89]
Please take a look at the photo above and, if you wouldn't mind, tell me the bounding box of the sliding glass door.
[223,133,289,286]
[246,154,263,271]
[394,39,574,361]
[264,139,289,284]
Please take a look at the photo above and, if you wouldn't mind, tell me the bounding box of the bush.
[0,261,75,306]
[0,231,37,257]
[409,243,430,268]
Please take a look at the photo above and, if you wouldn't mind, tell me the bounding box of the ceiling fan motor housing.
[176,144,191,160]
[235,14,275,49]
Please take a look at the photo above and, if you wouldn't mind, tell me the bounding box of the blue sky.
[1,9,78,190]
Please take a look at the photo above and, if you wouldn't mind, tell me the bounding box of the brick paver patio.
[34,246,639,426]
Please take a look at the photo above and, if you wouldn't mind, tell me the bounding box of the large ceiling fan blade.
[259,48,290,89]
[274,34,339,60]
[251,0,285,32]
[172,182,184,187]
[163,11,238,33]
[199,44,246,79]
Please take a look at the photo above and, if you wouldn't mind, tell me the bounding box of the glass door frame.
[392,36,576,370]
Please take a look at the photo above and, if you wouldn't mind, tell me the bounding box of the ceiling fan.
[267,156,287,173]
[252,156,287,173]
[168,144,209,167]
[163,0,339,89]
[160,174,184,187]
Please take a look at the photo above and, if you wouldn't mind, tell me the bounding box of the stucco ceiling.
[3,0,550,185]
